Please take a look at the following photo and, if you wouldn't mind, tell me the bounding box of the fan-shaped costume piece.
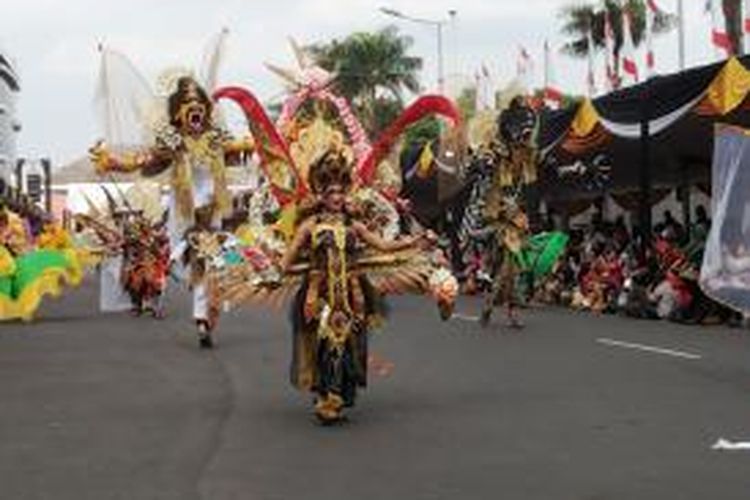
[0,212,82,322]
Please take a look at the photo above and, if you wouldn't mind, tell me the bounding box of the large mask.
[169,77,213,135]
[497,96,537,148]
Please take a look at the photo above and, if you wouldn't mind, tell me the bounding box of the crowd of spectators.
[535,206,744,326]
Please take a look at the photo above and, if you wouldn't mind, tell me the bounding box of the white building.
[0,50,20,185]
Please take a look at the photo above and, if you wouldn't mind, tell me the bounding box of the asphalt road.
[2,277,750,499]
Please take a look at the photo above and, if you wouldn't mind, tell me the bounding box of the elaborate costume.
[73,183,170,316]
[215,147,453,424]
[170,205,248,347]
[85,35,275,326]
[90,74,252,243]
[458,96,567,327]
[88,33,255,247]
[0,208,82,321]
[208,44,460,423]
[120,213,169,317]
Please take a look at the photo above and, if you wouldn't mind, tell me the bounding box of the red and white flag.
[710,0,733,58]
[604,11,618,90]
[621,7,639,84]
[543,40,563,108]
[645,0,659,77]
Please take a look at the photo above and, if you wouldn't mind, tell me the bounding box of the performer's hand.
[423,230,438,244]
[89,141,113,174]
[414,230,437,250]
[263,277,282,290]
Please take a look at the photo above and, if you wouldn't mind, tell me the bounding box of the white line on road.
[452,313,480,322]
[712,438,750,451]
[596,338,702,360]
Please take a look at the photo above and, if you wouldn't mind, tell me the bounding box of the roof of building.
[0,54,20,92]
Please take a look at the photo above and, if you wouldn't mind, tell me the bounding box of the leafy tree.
[455,86,478,123]
[309,26,422,134]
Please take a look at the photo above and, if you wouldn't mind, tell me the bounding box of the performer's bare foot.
[197,321,214,349]
[507,316,524,329]
[506,307,524,329]
[479,307,492,328]
[314,393,345,425]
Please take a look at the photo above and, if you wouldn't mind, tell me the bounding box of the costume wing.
[358,95,461,185]
[94,47,157,149]
[199,28,229,93]
[213,86,305,205]
[355,249,434,296]
[210,262,303,311]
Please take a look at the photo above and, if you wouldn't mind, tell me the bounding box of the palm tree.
[309,26,423,133]
[559,0,675,78]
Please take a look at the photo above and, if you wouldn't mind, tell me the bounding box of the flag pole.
[677,0,685,70]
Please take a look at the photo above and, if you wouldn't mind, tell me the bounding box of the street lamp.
[379,7,455,94]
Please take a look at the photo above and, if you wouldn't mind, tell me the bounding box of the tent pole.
[639,82,652,254]
[681,162,691,234]
[42,158,52,214]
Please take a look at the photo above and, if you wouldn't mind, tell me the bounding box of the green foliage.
[455,86,478,123]
[309,25,423,134]
[371,97,403,134]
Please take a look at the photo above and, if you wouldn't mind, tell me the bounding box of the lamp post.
[379,7,454,93]
[677,0,685,71]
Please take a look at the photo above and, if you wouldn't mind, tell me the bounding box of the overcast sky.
[0,0,717,166]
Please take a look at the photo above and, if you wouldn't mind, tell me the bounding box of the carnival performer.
[190,41,460,420]
[216,147,449,424]
[120,213,170,317]
[457,95,567,328]
[170,203,242,348]
[89,75,251,245]
[0,203,82,321]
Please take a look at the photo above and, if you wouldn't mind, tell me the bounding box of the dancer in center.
[279,148,429,422]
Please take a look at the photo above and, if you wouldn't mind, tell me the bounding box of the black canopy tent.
[397,56,750,235]
[538,55,750,235]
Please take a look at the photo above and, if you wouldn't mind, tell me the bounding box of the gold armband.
[223,136,255,155]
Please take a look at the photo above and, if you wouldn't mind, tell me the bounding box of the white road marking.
[596,338,702,360]
[452,313,480,322]
[712,438,750,450]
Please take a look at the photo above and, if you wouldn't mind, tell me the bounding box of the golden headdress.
[308,148,353,195]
